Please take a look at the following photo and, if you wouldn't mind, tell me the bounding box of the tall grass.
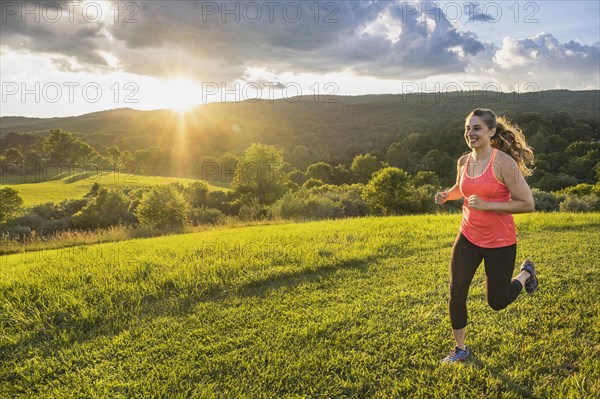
[1,213,599,398]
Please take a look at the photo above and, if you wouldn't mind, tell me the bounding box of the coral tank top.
[459,149,517,248]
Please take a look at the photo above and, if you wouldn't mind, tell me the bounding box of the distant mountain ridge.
[1,90,598,163]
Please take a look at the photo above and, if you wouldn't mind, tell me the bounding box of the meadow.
[1,213,599,398]
[1,171,229,207]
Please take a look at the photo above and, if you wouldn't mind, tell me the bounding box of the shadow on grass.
[234,254,374,299]
[1,253,378,370]
[468,354,538,399]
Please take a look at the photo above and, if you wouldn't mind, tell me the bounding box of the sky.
[1,0,599,117]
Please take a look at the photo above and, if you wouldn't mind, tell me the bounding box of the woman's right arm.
[435,155,467,204]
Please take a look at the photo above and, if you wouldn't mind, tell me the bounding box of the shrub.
[270,189,344,221]
[238,196,268,221]
[0,186,24,224]
[71,188,133,230]
[0,225,32,240]
[189,207,225,226]
[412,184,437,213]
[557,183,598,196]
[288,169,307,186]
[182,181,209,207]
[559,195,593,212]
[362,167,416,215]
[270,184,366,221]
[302,178,325,189]
[532,189,561,212]
[206,190,235,215]
[135,185,188,229]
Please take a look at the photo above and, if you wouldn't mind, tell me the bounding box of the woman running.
[435,108,538,363]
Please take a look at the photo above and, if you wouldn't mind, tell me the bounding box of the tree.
[215,152,240,184]
[288,170,307,186]
[71,187,132,229]
[306,162,334,183]
[330,163,354,185]
[423,150,455,180]
[5,148,23,164]
[43,129,97,166]
[548,111,574,134]
[385,142,416,173]
[133,146,178,175]
[414,171,440,187]
[232,143,289,205]
[23,151,43,168]
[403,132,432,154]
[0,187,24,224]
[135,185,188,229]
[106,146,133,171]
[183,181,209,208]
[350,154,389,183]
[288,145,314,171]
[362,167,416,215]
[527,132,548,154]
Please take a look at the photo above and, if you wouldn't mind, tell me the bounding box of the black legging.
[449,233,523,330]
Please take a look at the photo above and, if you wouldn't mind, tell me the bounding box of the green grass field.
[1,213,599,398]
[1,172,229,207]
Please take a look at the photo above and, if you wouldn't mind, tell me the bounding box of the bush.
[412,184,437,213]
[336,184,370,217]
[532,189,561,212]
[189,207,225,226]
[362,167,416,215]
[302,178,325,189]
[0,225,32,240]
[559,195,593,212]
[270,189,344,221]
[182,181,209,207]
[0,186,23,224]
[71,188,133,230]
[206,190,235,215]
[270,184,365,221]
[135,185,188,229]
[556,183,598,196]
[288,169,308,186]
[238,196,268,221]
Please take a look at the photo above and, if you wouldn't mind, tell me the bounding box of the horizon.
[2,88,598,120]
[1,1,599,118]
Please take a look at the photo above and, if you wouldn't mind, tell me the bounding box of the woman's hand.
[435,191,449,205]
[467,194,489,210]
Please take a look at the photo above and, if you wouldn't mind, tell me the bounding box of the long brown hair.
[467,108,535,176]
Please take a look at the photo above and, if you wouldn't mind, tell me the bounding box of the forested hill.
[1,90,599,165]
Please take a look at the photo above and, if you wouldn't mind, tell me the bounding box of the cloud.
[2,1,597,92]
[489,33,600,90]
[463,3,495,23]
[0,0,111,69]
[494,33,599,70]
[0,0,486,82]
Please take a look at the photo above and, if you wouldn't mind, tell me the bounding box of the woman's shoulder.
[494,149,517,167]
[458,153,470,166]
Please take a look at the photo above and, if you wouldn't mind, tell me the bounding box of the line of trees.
[2,108,600,237]
[2,140,599,238]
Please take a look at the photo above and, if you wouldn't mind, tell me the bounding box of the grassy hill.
[1,213,598,398]
[1,173,230,207]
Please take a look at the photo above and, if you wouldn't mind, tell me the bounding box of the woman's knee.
[487,296,509,311]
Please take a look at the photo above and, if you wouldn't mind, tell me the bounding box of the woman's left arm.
[468,153,535,214]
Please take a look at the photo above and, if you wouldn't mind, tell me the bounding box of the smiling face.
[464,116,496,150]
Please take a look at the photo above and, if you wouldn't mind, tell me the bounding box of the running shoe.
[520,259,538,294]
[442,346,470,363]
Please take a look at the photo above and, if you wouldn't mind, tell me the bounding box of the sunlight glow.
[160,77,203,112]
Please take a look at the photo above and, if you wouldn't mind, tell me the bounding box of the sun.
[160,77,202,112]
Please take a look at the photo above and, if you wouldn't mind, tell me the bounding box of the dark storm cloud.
[1,0,490,80]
